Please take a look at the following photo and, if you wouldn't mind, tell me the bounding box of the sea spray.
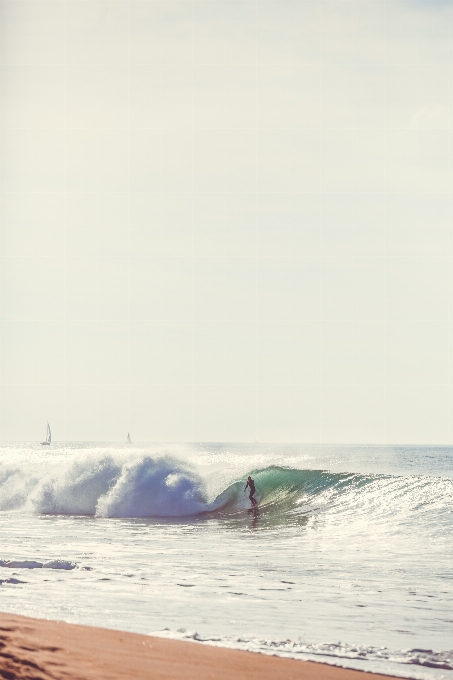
[96,455,207,517]
[0,465,39,511]
[32,455,121,515]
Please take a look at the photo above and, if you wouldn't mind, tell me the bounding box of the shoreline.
[0,612,402,680]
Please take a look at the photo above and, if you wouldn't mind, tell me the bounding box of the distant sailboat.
[126,432,132,444]
[41,422,51,446]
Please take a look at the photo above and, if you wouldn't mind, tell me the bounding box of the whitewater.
[0,443,452,680]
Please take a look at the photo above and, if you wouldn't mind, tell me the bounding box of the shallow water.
[0,442,452,679]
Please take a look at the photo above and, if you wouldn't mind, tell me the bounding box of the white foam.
[96,455,207,517]
[1,452,213,517]
[0,560,43,569]
[32,455,121,515]
[153,629,453,679]
[42,560,77,570]
[0,559,77,570]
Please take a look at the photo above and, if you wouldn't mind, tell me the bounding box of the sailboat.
[126,432,132,444]
[41,422,51,446]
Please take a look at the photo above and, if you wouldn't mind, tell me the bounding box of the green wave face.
[207,465,453,531]
[208,467,376,528]
[250,466,369,504]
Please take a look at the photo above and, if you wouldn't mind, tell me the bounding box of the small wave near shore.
[156,629,453,676]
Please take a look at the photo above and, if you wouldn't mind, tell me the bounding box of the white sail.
[41,421,51,446]
[126,432,132,444]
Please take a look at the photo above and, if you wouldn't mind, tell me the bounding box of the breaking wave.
[0,452,451,522]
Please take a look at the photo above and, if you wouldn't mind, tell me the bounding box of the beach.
[0,611,402,680]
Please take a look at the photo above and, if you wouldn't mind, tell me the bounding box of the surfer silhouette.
[244,475,257,506]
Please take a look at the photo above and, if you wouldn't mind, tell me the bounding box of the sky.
[0,0,453,443]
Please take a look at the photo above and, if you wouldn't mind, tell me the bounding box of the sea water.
[0,442,452,679]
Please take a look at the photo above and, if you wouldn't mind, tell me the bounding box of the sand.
[0,612,399,680]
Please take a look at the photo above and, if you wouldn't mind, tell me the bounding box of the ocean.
[0,442,451,679]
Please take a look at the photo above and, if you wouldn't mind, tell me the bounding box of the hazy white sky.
[0,0,452,443]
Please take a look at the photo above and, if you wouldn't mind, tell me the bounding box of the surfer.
[244,475,257,506]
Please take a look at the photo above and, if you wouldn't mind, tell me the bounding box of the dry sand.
[0,612,399,680]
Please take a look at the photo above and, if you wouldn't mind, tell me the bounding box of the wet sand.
[0,612,399,680]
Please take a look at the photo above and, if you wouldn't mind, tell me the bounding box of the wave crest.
[96,456,207,517]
